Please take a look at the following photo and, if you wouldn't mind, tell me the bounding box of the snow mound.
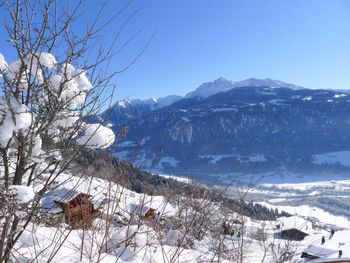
[9,185,35,203]
[77,123,115,149]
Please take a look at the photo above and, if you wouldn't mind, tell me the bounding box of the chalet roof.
[303,244,338,259]
[128,204,154,216]
[312,259,350,263]
[277,216,312,235]
[52,189,83,204]
[41,188,94,214]
[303,230,350,262]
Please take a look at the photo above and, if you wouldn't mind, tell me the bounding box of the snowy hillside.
[7,167,350,263]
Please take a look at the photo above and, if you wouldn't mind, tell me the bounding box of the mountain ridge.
[104,78,350,181]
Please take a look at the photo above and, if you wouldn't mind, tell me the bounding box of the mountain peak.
[185,77,234,98]
[214,77,232,84]
[185,77,305,99]
[113,95,182,110]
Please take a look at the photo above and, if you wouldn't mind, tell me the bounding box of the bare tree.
[0,0,150,261]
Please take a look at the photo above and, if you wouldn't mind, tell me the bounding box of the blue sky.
[1,0,350,100]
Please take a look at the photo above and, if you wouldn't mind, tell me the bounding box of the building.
[276,216,312,240]
[301,230,350,262]
[129,204,157,221]
[52,190,101,228]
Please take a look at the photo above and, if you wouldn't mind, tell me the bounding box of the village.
[22,171,349,263]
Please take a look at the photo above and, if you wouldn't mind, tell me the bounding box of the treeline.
[73,151,287,220]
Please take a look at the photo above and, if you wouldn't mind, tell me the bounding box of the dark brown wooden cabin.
[280,228,309,241]
[142,207,156,221]
[54,192,101,228]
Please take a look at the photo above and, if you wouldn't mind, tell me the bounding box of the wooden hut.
[301,230,350,262]
[276,216,312,241]
[129,204,156,221]
[53,191,101,228]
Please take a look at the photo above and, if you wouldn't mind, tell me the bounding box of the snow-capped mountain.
[116,95,183,110]
[105,78,305,125]
[104,77,350,179]
[185,77,304,98]
[102,95,182,125]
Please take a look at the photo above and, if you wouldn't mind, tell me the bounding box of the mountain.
[185,77,304,98]
[102,95,182,126]
[105,78,350,181]
[104,78,305,126]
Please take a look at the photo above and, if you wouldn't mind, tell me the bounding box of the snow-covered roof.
[303,244,338,258]
[303,230,350,261]
[277,216,312,234]
[129,204,155,216]
[52,189,83,204]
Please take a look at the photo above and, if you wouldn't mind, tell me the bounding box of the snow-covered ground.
[248,178,350,230]
[7,166,350,263]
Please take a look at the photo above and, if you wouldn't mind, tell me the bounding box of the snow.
[38,53,57,68]
[268,99,287,105]
[13,104,32,130]
[5,59,30,89]
[156,156,179,168]
[77,123,115,149]
[114,95,182,110]
[181,116,191,122]
[0,98,33,146]
[6,162,350,263]
[9,185,35,204]
[210,107,238,112]
[0,53,8,72]
[54,115,79,128]
[159,174,193,183]
[61,63,75,77]
[140,136,150,145]
[32,135,45,160]
[128,204,153,216]
[258,202,350,229]
[74,69,93,92]
[199,154,235,164]
[199,154,267,164]
[303,230,350,260]
[302,96,312,101]
[334,93,347,98]
[238,154,267,163]
[51,189,83,204]
[185,77,304,98]
[261,177,350,190]
[3,53,56,86]
[185,77,234,98]
[48,68,92,108]
[276,215,312,235]
[312,151,350,166]
[116,99,130,108]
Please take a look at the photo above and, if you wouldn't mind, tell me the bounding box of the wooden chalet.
[129,204,156,221]
[53,191,101,228]
[276,216,312,241]
[301,230,350,263]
